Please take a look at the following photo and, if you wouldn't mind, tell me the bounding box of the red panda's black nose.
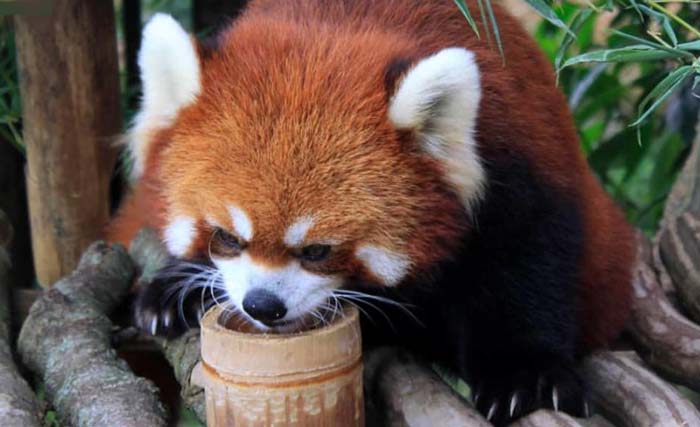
[242,289,288,324]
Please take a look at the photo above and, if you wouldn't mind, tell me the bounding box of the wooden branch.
[626,232,700,391]
[658,212,700,324]
[364,348,491,427]
[582,351,700,427]
[0,211,41,426]
[160,331,205,422]
[17,242,168,427]
[14,0,121,286]
[663,115,700,223]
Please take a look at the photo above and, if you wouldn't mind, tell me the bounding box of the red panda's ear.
[388,47,485,211]
[128,14,202,180]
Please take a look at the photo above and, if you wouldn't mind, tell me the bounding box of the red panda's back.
[243,0,635,351]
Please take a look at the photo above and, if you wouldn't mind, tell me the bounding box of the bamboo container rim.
[200,305,362,380]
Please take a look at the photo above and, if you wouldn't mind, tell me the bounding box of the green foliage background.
[531,1,699,233]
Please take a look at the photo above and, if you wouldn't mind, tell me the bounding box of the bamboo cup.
[200,305,364,427]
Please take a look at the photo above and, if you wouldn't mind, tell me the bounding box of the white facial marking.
[228,205,253,241]
[388,47,485,211]
[163,216,196,257]
[213,253,341,329]
[128,13,201,180]
[284,216,315,247]
[355,245,411,286]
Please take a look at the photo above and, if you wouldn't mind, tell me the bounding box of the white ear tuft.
[128,14,202,180]
[388,47,485,211]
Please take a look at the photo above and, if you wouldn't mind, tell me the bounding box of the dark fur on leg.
[362,156,593,425]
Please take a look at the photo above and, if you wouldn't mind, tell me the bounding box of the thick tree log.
[658,212,700,323]
[161,331,205,421]
[627,232,700,391]
[14,0,121,286]
[0,211,41,426]
[18,242,167,427]
[582,351,700,427]
[364,348,491,427]
[663,118,700,223]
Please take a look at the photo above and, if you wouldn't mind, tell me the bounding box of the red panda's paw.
[471,362,591,426]
[132,267,223,338]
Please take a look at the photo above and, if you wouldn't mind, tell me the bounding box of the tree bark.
[364,348,491,427]
[658,212,700,323]
[626,232,700,390]
[17,241,167,427]
[160,330,206,422]
[0,210,41,427]
[13,0,121,286]
[582,351,700,427]
[662,114,700,223]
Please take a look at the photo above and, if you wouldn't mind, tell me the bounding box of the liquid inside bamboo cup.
[200,305,364,427]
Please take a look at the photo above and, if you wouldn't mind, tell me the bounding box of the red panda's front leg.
[133,257,222,337]
[408,159,594,426]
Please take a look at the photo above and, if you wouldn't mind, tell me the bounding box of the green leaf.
[562,45,686,68]
[523,0,573,36]
[636,5,677,46]
[678,40,700,51]
[484,0,504,59]
[631,65,693,128]
[555,8,594,78]
[475,0,492,43]
[453,0,480,38]
[648,132,685,201]
[612,30,692,59]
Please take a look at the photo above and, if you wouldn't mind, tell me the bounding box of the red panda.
[107,1,635,424]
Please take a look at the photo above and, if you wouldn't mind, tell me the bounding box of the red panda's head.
[130,14,484,329]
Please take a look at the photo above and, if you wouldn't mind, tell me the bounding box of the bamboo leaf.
[631,65,693,128]
[555,8,594,76]
[453,0,480,38]
[612,30,691,59]
[678,40,700,51]
[636,5,678,46]
[523,0,573,36]
[484,0,504,59]
[562,45,685,67]
[475,0,492,43]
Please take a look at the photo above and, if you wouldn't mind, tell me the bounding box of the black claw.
[470,362,588,426]
[132,259,223,338]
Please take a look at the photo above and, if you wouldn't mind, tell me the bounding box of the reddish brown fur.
[107,0,634,351]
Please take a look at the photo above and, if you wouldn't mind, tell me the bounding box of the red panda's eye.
[300,244,331,262]
[211,228,242,257]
